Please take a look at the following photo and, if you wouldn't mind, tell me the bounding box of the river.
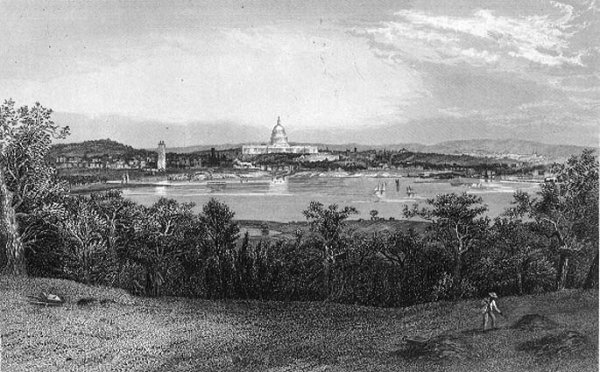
[121,177,540,222]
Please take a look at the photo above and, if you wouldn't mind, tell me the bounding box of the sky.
[0,0,598,147]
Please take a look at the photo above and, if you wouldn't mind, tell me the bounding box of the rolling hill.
[2,275,597,371]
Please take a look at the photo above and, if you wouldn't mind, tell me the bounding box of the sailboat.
[374,181,386,199]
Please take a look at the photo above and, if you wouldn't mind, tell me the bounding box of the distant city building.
[242,117,318,155]
[298,153,339,162]
[232,158,256,169]
[157,140,167,170]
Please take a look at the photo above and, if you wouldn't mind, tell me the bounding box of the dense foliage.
[1,100,69,275]
[17,180,597,306]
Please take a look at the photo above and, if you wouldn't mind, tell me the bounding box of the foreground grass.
[1,275,597,372]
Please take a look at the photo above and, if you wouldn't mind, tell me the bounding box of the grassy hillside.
[1,275,597,372]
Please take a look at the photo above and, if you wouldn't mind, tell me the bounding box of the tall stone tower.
[157,140,166,171]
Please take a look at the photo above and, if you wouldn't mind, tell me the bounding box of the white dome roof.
[270,117,289,147]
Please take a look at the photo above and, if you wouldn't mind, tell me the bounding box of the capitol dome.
[270,116,289,147]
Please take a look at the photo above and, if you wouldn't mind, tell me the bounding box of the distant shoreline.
[68,182,164,194]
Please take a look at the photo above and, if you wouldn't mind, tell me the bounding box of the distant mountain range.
[408,139,589,161]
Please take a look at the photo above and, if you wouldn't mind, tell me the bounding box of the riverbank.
[2,275,596,372]
[237,219,430,241]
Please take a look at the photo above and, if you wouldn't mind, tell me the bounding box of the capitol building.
[242,117,318,155]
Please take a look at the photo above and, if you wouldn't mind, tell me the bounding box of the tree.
[379,229,434,298]
[88,191,139,260]
[302,201,357,299]
[509,150,599,290]
[128,198,197,296]
[49,196,110,284]
[33,191,141,285]
[369,209,379,221]
[0,100,68,275]
[479,218,555,295]
[403,192,489,297]
[198,198,239,257]
[197,198,240,298]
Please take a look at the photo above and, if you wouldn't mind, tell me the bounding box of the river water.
[121,177,540,222]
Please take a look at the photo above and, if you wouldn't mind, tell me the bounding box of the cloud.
[455,47,500,64]
[1,0,596,146]
[358,2,592,68]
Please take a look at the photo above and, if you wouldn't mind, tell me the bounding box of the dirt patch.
[517,330,589,358]
[398,333,472,362]
[512,314,558,331]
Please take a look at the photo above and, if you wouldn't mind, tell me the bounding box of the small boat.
[374,181,386,199]
[406,185,415,197]
[271,176,287,184]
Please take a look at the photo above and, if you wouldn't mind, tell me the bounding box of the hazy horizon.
[2,0,599,148]
[49,111,597,149]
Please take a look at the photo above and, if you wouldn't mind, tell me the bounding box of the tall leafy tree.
[198,198,240,297]
[47,195,110,284]
[379,229,438,302]
[88,191,139,259]
[198,198,240,257]
[303,201,357,299]
[404,192,489,296]
[129,198,198,296]
[0,100,68,275]
[510,149,599,290]
[33,191,139,285]
[477,218,554,295]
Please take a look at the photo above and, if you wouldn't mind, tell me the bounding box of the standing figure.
[481,292,503,331]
